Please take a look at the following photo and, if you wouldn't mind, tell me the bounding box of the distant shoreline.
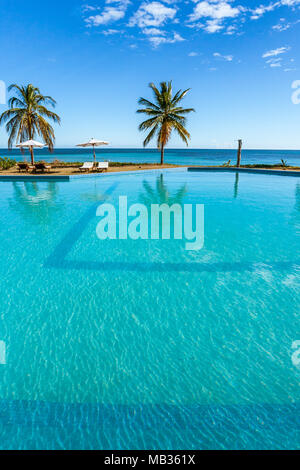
[1,162,300,177]
[1,147,300,152]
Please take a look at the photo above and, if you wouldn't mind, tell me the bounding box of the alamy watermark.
[0,341,6,365]
[291,340,300,368]
[96,196,204,251]
[0,80,6,105]
[291,80,300,104]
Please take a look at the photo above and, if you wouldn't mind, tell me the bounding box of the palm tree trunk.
[30,146,34,165]
[28,122,34,165]
[160,143,165,165]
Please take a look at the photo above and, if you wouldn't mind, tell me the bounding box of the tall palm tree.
[0,84,61,164]
[137,81,195,165]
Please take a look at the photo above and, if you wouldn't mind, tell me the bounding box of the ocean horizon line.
[1,147,300,152]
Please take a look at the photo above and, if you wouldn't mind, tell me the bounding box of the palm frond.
[0,83,61,154]
[143,124,158,147]
[138,116,160,131]
[137,81,194,162]
[171,88,191,106]
[138,97,159,110]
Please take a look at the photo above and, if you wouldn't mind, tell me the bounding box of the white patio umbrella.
[16,139,46,164]
[76,138,109,163]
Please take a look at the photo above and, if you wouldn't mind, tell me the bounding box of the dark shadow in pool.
[44,183,118,265]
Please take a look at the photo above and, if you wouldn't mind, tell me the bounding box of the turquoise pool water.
[0,169,299,449]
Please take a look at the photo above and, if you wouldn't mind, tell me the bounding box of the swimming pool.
[0,169,299,450]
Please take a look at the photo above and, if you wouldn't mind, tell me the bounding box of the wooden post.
[236,139,242,167]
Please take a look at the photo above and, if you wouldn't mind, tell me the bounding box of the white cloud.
[148,32,185,47]
[189,1,242,34]
[188,51,198,56]
[83,0,300,47]
[262,45,293,69]
[205,19,224,32]
[266,57,283,66]
[102,29,120,35]
[262,46,290,58]
[142,27,166,36]
[251,0,300,20]
[270,61,282,67]
[85,0,129,26]
[273,18,300,31]
[281,0,300,5]
[129,2,177,28]
[128,1,181,47]
[189,1,241,21]
[82,5,100,13]
[250,2,278,20]
[225,24,238,35]
[272,21,291,31]
[213,52,233,61]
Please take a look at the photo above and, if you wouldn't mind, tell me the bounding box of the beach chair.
[79,162,94,172]
[32,162,51,173]
[95,161,109,172]
[17,162,30,172]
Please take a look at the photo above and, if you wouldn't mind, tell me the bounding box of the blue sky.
[0,0,300,149]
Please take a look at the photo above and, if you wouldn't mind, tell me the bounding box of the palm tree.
[137,81,195,165]
[0,84,61,164]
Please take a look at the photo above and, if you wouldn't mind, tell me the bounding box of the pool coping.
[0,167,187,181]
[0,174,70,181]
[188,167,300,176]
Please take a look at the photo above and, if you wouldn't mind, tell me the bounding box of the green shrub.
[0,157,16,170]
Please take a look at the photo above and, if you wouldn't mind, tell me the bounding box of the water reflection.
[9,182,62,226]
[234,172,239,199]
[140,174,187,207]
[80,180,111,203]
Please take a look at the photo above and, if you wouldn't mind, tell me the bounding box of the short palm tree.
[0,84,61,164]
[137,81,195,165]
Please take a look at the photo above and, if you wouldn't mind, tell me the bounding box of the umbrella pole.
[30,146,34,165]
[93,145,96,163]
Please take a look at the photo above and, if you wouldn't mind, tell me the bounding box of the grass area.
[240,164,300,170]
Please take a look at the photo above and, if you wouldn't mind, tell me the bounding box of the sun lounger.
[79,162,94,172]
[32,162,51,173]
[95,161,109,172]
[17,162,30,172]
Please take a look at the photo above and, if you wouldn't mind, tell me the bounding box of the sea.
[1,148,300,166]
